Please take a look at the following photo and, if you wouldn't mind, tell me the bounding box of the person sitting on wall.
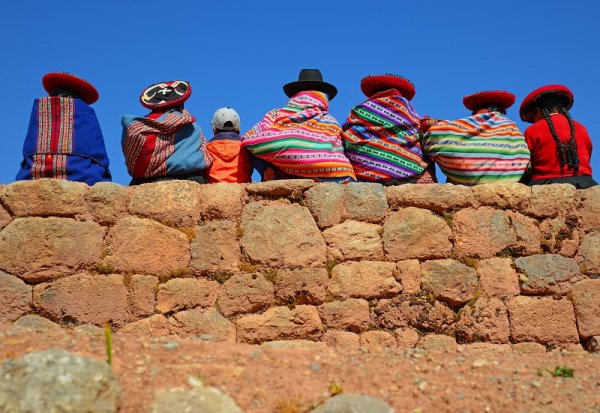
[519,84,597,188]
[206,107,253,183]
[121,80,211,185]
[341,74,436,184]
[16,72,112,186]
[241,69,356,182]
[422,90,530,184]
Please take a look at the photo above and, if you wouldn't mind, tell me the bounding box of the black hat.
[283,69,338,100]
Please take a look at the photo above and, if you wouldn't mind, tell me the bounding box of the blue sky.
[1,0,598,184]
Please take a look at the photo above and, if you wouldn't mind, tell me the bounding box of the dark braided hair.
[538,95,579,171]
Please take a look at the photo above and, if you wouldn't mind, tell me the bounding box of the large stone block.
[190,221,240,274]
[383,207,452,260]
[236,305,323,343]
[241,203,326,268]
[455,298,510,343]
[0,271,32,322]
[579,186,600,232]
[386,183,475,213]
[168,308,235,342]
[507,296,579,344]
[104,217,190,275]
[506,211,543,255]
[129,180,201,227]
[344,183,388,223]
[246,179,314,197]
[0,203,10,230]
[152,385,243,413]
[157,278,220,314]
[515,254,582,295]
[312,394,395,413]
[453,207,516,258]
[85,182,130,225]
[359,331,397,352]
[421,259,478,306]
[396,259,421,294]
[472,183,531,210]
[395,328,420,349]
[0,217,104,282]
[477,257,519,299]
[328,261,401,300]
[318,299,371,332]
[119,314,171,337]
[417,334,457,353]
[216,273,274,317]
[577,231,600,274]
[322,220,383,261]
[530,184,577,218]
[571,279,600,339]
[304,183,345,228]
[197,183,246,222]
[274,267,329,305]
[128,274,158,318]
[372,295,455,334]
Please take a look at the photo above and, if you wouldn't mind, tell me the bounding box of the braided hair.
[538,95,579,171]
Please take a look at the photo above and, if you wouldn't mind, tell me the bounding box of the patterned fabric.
[16,97,112,185]
[121,109,211,179]
[241,91,356,182]
[342,91,430,182]
[422,111,530,184]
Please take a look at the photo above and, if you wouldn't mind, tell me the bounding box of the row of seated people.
[16,70,597,189]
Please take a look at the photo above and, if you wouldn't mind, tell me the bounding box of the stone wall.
[1,179,599,350]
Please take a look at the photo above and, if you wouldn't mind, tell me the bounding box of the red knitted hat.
[140,80,192,110]
[519,84,574,123]
[361,74,416,100]
[42,72,99,105]
[463,90,515,111]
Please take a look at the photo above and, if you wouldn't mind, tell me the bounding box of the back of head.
[211,107,240,133]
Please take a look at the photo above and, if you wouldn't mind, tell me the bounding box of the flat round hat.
[140,80,192,110]
[360,74,416,101]
[42,72,99,105]
[283,69,338,100]
[519,84,574,123]
[463,90,515,111]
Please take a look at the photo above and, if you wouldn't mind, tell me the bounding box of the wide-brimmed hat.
[283,69,337,100]
[361,74,416,101]
[140,80,192,110]
[42,72,99,105]
[463,90,515,112]
[519,84,574,123]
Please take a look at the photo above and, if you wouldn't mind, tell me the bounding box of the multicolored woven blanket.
[341,91,429,182]
[121,110,211,179]
[241,91,356,182]
[422,112,531,184]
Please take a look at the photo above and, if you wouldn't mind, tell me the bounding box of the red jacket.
[206,132,252,183]
[524,114,593,180]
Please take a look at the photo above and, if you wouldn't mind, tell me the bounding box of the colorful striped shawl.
[241,91,356,182]
[422,112,531,184]
[341,92,429,182]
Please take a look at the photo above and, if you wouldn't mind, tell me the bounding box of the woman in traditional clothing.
[519,84,596,188]
[241,69,356,182]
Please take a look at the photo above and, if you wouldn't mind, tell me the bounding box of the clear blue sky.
[1,0,599,185]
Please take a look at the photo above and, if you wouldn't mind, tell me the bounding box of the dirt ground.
[2,325,600,413]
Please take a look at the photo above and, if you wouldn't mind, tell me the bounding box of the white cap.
[211,107,240,131]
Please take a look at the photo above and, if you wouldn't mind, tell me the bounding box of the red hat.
[519,84,574,123]
[361,74,416,101]
[140,80,192,110]
[463,90,515,112]
[42,72,99,105]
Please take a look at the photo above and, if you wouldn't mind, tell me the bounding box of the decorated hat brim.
[519,84,574,123]
[360,75,416,101]
[42,72,99,105]
[463,90,515,111]
[140,80,192,110]
[283,80,338,100]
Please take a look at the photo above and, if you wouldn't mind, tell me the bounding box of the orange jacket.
[206,132,252,183]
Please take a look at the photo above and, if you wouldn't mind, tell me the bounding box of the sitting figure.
[206,107,252,183]
[241,69,356,182]
[121,80,211,185]
[341,74,436,184]
[16,72,112,185]
[519,84,597,188]
[423,90,530,184]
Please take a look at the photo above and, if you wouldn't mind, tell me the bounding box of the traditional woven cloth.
[241,91,356,182]
[341,91,429,182]
[422,112,530,184]
[16,97,111,185]
[121,109,211,179]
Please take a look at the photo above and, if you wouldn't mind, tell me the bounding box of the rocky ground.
[2,325,600,413]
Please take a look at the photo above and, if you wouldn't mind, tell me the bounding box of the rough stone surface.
[241,203,326,268]
[12,314,62,332]
[453,207,516,258]
[34,273,131,327]
[577,231,600,274]
[217,273,274,317]
[0,271,32,322]
[105,217,190,275]
[190,220,240,273]
[328,261,401,300]
[119,314,171,337]
[0,349,119,413]
[472,183,531,210]
[0,179,88,217]
[304,183,345,228]
[396,260,421,295]
[507,296,579,344]
[417,334,457,353]
[0,217,104,282]
[506,211,543,255]
[359,331,397,352]
[0,204,10,230]
[477,258,519,299]
[515,254,582,295]
[236,305,323,343]
[168,308,235,342]
[460,343,512,356]
[394,328,420,349]
[246,179,314,197]
[530,184,577,218]
[312,394,395,413]
[128,275,158,318]
[274,268,329,305]
[579,186,600,232]
[421,259,478,306]
[383,207,452,261]
[512,342,547,354]
[455,298,510,344]
[318,299,371,332]
[85,182,130,225]
[372,296,456,334]
[129,181,201,227]
[571,279,600,340]
[538,216,571,254]
[198,183,245,222]
[386,183,474,213]
[323,330,360,349]
[157,278,220,314]
[344,183,388,223]
[152,384,244,413]
[323,220,383,261]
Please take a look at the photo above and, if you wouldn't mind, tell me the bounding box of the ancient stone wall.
[1,179,599,351]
